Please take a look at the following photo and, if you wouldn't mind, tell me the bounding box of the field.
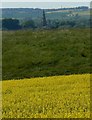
[46,9,90,15]
[2,28,91,118]
[2,74,90,118]
[2,29,90,80]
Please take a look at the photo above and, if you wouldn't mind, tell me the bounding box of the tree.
[42,10,47,27]
[22,20,35,29]
[2,18,21,30]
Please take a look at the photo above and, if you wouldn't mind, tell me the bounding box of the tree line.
[2,10,90,30]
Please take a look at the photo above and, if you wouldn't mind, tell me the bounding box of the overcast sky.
[1,0,91,2]
[1,2,91,9]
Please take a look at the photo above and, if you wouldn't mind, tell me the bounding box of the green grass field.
[2,74,90,118]
[2,28,90,80]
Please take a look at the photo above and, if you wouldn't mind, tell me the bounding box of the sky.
[1,0,92,2]
[1,1,91,9]
[1,2,91,9]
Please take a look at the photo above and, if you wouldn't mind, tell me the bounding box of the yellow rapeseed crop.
[2,74,90,118]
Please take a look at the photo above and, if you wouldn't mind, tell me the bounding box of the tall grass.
[2,28,90,80]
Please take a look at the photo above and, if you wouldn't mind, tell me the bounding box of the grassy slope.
[2,74,90,118]
[2,29,90,80]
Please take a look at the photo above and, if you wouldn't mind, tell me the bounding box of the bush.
[2,18,21,30]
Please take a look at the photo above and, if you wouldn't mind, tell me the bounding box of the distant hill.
[1,6,90,21]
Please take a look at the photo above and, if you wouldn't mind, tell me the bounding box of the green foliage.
[2,18,21,30]
[2,28,90,80]
[22,20,35,29]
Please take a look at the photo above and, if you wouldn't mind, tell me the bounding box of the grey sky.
[2,2,90,9]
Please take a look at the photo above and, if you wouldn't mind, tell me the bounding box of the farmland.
[2,9,91,119]
[1,4,91,119]
[2,74,90,118]
[2,28,90,80]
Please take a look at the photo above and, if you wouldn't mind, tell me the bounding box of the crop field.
[46,9,90,15]
[46,9,90,20]
[73,10,90,16]
[2,74,90,118]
